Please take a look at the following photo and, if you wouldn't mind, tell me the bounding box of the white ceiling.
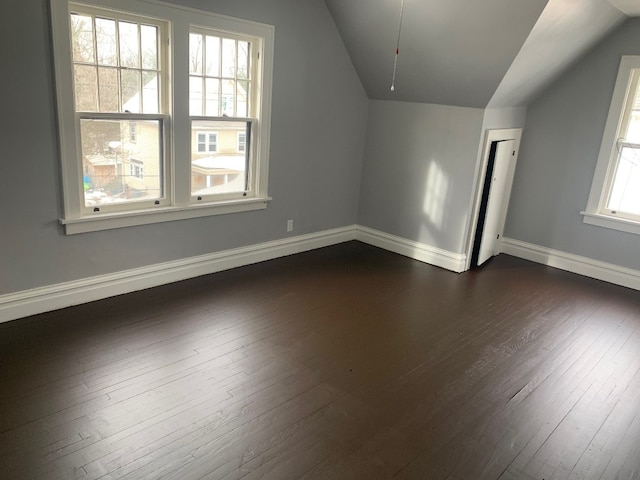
[607,0,640,16]
[325,0,628,108]
[489,0,625,107]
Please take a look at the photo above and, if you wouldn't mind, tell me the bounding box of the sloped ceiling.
[607,0,640,16]
[325,0,628,108]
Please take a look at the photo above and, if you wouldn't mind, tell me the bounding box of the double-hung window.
[68,6,167,212]
[50,0,274,234]
[583,56,640,235]
[189,29,254,200]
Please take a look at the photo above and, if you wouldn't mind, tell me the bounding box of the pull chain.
[391,0,405,92]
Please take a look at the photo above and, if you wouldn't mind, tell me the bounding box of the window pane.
[80,118,162,206]
[221,38,236,78]
[237,80,248,117]
[205,35,220,76]
[237,41,249,80]
[607,146,640,216]
[208,133,217,152]
[624,70,640,143]
[142,71,159,113]
[205,78,220,116]
[189,33,203,75]
[119,21,140,68]
[74,65,98,111]
[191,120,248,196]
[221,80,235,116]
[98,67,119,112]
[96,18,117,66]
[197,133,206,152]
[141,25,158,70]
[121,70,141,113]
[190,76,203,116]
[71,14,95,63]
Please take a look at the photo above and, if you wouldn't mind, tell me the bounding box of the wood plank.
[0,242,639,479]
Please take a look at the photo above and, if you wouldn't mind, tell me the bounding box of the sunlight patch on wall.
[422,161,449,231]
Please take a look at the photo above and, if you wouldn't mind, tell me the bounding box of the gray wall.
[358,100,484,254]
[481,107,527,131]
[505,17,640,270]
[0,0,368,295]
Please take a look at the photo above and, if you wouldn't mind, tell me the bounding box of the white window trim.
[50,0,274,234]
[582,55,640,236]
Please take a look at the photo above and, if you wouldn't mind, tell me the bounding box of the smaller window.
[197,132,218,153]
[238,132,246,152]
[129,121,137,143]
[130,159,144,179]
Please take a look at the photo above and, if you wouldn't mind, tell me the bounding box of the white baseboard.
[355,226,467,273]
[6,228,634,325]
[0,226,357,324]
[501,237,640,291]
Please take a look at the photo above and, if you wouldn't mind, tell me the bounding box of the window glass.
[191,120,248,197]
[189,31,252,118]
[71,13,160,114]
[607,146,640,216]
[80,119,162,207]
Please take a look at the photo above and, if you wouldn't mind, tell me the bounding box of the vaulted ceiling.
[324,0,630,108]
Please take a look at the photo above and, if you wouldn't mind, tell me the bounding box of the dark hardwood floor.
[1,241,639,480]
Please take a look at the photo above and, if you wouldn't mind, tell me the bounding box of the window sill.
[581,211,640,236]
[60,197,271,235]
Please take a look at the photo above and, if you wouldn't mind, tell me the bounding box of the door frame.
[465,128,522,271]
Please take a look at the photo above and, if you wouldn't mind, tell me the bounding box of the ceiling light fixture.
[390,0,405,92]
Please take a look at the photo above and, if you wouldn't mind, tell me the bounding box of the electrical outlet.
[287,220,294,232]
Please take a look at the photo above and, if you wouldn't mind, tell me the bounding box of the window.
[188,29,254,200]
[238,132,247,152]
[50,0,274,234]
[130,159,144,179]
[67,6,165,211]
[196,132,218,153]
[583,56,640,236]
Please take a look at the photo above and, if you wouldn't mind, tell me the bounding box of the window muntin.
[189,31,251,117]
[70,12,160,114]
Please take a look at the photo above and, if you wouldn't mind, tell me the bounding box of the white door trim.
[465,128,522,270]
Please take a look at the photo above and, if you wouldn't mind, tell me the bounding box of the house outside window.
[50,0,274,234]
[238,132,246,152]
[584,56,640,235]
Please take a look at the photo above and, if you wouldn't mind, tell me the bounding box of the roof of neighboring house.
[192,155,245,173]
[85,155,118,167]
